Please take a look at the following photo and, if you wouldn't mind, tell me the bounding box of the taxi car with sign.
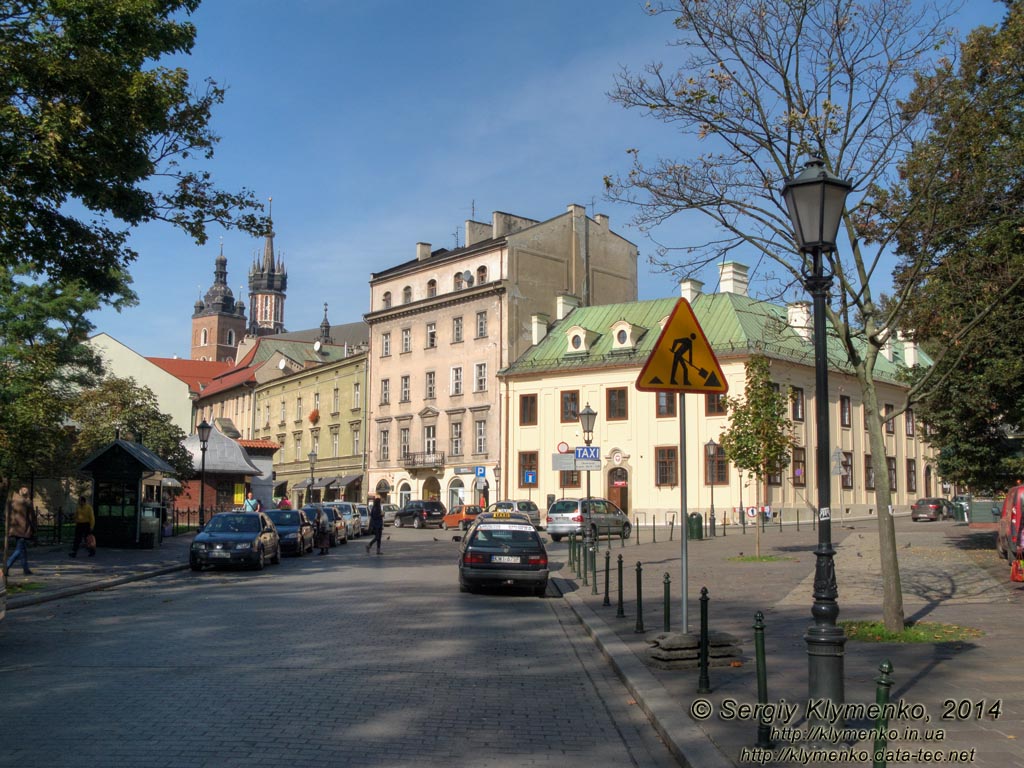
[458,512,549,596]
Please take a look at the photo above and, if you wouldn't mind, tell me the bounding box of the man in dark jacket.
[5,485,37,576]
[365,496,384,555]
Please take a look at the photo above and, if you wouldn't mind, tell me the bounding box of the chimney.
[594,213,609,228]
[719,261,749,296]
[465,220,490,247]
[880,336,894,362]
[531,313,550,346]
[416,242,431,261]
[556,294,580,320]
[680,278,704,303]
[787,302,812,342]
[898,331,919,367]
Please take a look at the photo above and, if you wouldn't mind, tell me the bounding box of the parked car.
[458,516,549,596]
[910,498,951,522]
[324,501,360,539]
[442,504,483,531]
[356,504,370,534]
[996,486,1023,560]
[190,511,282,571]
[546,498,632,542]
[394,500,447,528]
[302,503,347,546]
[266,508,314,555]
[488,500,542,528]
[381,503,400,524]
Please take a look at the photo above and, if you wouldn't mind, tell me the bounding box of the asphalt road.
[0,531,679,768]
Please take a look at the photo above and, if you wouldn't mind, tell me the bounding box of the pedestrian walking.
[70,495,96,557]
[5,485,37,577]
[314,509,331,555]
[243,491,262,513]
[365,496,384,555]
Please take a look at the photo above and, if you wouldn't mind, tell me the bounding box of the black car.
[394,500,447,529]
[458,513,549,596]
[267,508,315,555]
[190,511,282,571]
[302,503,347,546]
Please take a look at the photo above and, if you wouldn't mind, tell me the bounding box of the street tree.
[68,377,194,481]
[0,0,264,305]
[605,0,974,631]
[718,355,793,558]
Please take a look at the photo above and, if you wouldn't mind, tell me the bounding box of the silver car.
[546,498,632,542]
[487,500,542,529]
[324,501,361,539]
[381,503,400,524]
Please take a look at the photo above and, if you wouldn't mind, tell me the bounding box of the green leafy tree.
[0,0,264,305]
[604,0,990,631]
[718,355,793,557]
[68,377,194,481]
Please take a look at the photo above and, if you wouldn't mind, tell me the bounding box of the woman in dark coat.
[365,496,384,555]
[314,509,331,555]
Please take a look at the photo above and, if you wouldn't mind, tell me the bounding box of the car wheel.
[413,517,424,529]
[296,541,304,557]
[459,581,469,593]
[621,523,632,540]
[189,556,202,572]
[254,548,265,570]
[271,545,281,565]
[535,581,548,597]
[461,521,469,531]
[551,534,562,542]
[394,516,403,528]
[340,533,348,545]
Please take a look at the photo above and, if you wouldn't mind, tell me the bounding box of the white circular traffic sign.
[557,441,570,454]
[746,506,758,519]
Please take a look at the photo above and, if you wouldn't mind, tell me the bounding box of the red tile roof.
[239,439,280,451]
[147,357,233,396]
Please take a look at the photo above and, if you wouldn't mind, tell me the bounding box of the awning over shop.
[336,473,362,490]
[312,476,337,489]
[292,478,312,491]
[161,478,182,489]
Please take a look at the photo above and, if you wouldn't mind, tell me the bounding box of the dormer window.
[565,324,599,354]
[610,320,644,351]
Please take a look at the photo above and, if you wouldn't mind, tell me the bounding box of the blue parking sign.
[475,466,486,478]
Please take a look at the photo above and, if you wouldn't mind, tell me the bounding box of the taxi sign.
[635,298,727,394]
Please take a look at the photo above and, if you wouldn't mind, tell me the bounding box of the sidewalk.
[552,516,1024,768]
[3,533,194,610]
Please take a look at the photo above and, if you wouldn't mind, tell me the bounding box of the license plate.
[492,555,520,564]
[208,551,230,558]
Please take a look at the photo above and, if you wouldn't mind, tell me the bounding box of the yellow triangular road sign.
[635,298,728,393]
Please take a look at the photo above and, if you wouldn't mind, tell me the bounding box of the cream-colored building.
[499,263,938,526]
[364,205,638,510]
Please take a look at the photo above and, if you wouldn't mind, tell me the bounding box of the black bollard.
[796,508,800,532]
[669,514,675,541]
[603,549,611,606]
[591,541,598,595]
[779,510,783,532]
[698,587,711,693]
[754,611,773,748]
[873,660,894,768]
[663,572,671,632]
[710,512,716,538]
[568,532,575,572]
[634,562,645,633]
[616,554,625,618]
[582,539,589,586]
[652,515,657,543]
[635,515,641,545]
[723,513,726,537]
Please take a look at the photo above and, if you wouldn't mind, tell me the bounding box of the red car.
[995,486,1023,561]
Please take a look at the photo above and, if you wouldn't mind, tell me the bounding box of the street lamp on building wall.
[781,156,853,716]
[308,451,317,504]
[197,419,212,529]
[705,439,718,531]
[493,464,501,500]
[578,404,598,547]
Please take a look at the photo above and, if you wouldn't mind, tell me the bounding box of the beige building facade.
[364,205,638,510]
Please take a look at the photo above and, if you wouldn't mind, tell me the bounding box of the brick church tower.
[191,246,247,361]
[247,207,288,338]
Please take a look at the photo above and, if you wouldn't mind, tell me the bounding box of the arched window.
[226,329,235,346]
[402,286,412,304]
[453,272,463,291]
[427,279,437,298]
[476,266,488,284]
[382,291,392,309]
[398,482,412,508]
[201,328,208,346]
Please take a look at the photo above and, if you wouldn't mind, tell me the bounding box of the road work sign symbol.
[635,298,727,394]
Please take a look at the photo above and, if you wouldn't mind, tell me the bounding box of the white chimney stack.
[719,261,749,296]
[787,302,812,342]
[531,313,550,346]
[680,278,704,303]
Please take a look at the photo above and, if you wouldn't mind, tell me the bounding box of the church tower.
[248,202,288,337]
[191,246,247,361]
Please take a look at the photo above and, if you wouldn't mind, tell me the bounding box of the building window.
[656,392,676,418]
[906,459,917,493]
[382,291,391,309]
[767,464,782,486]
[353,382,361,410]
[518,452,538,487]
[477,266,487,284]
[402,286,412,304]
[840,395,852,428]
[451,367,463,396]
[454,272,464,291]
[313,392,320,411]
[425,371,436,399]
[450,422,463,456]
[397,427,409,458]
[452,316,463,343]
[295,396,303,421]
[560,390,579,423]
[905,408,915,437]
[381,333,391,357]
[520,394,538,426]
[887,456,897,491]
[475,420,486,453]
[560,470,581,488]
[706,444,727,485]
[885,403,895,434]
[332,387,339,413]
[201,328,208,346]
[705,393,726,415]
[380,379,390,405]
[426,322,436,349]
[792,446,807,487]
[865,455,875,490]
[656,447,678,486]
[379,429,389,461]
[352,428,360,456]
[331,430,339,458]
[279,400,286,423]
[474,363,487,392]
[400,375,410,403]
[264,404,270,427]
[427,279,437,298]
[226,329,234,346]
[606,387,628,420]
[791,387,805,422]
[401,328,411,353]
[294,434,302,462]
[476,311,488,338]
[841,452,854,489]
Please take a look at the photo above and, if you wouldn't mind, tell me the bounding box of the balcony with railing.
[401,451,446,470]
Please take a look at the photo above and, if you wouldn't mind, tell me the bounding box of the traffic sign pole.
[680,392,688,634]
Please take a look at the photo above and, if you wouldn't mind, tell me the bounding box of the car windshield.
[205,514,260,533]
[516,502,538,511]
[471,526,540,546]
[548,500,578,515]
[268,511,299,526]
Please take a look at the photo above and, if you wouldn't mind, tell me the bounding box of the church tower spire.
[190,242,247,361]
[248,197,288,337]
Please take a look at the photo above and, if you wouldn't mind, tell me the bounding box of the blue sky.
[90,0,1006,359]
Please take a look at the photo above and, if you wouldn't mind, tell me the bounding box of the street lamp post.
[308,451,317,505]
[782,156,853,716]
[493,464,501,501]
[705,439,718,534]
[579,404,598,561]
[197,419,212,529]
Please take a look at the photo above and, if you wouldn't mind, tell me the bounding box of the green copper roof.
[501,293,927,385]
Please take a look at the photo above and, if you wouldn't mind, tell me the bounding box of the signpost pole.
[679,392,688,633]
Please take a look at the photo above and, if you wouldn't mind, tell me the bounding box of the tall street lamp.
[308,451,317,505]
[493,464,501,501]
[578,403,598,551]
[705,439,718,533]
[197,419,212,529]
[782,156,853,715]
